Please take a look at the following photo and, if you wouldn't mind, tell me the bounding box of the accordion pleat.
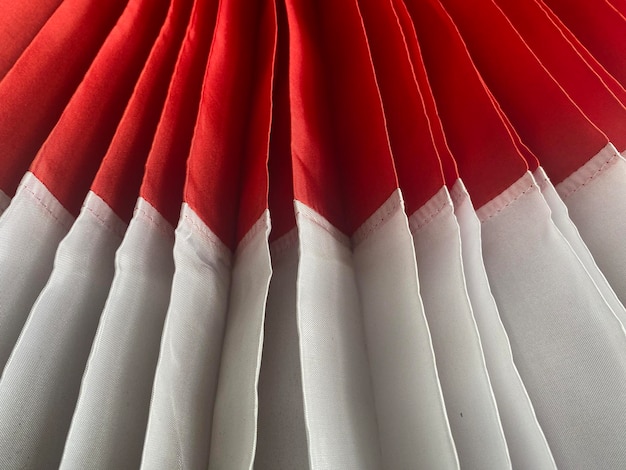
[2,0,626,468]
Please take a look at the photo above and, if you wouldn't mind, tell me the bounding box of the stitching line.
[21,186,68,226]
[237,214,269,255]
[481,183,534,223]
[134,207,174,239]
[411,200,448,232]
[182,213,231,256]
[449,185,468,207]
[83,205,125,239]
[352,196,400,246]
[296,205,350,246]
[559,153,618,199]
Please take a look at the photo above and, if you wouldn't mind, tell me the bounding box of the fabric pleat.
[255,232,308,469]
[409,188,510,469]
[0,174,73,373]
[451,180,557,469]
[479,173,626,469]
[60,199,175,469]
[0,192,125,468]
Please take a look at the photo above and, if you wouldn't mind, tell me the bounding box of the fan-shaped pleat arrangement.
[1,0,626,468]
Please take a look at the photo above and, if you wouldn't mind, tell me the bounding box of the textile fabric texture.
[3,0,626,468]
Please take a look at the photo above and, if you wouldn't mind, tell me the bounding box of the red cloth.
[183,0,275,249]
[286,0,397,236]
[0,0,127,199]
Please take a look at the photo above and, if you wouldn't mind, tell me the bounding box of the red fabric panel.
[391,0,459,187]
[0,0,127,198]
[140,0,219,227]
[268,0,296,243]
[535,0,626,102]
[91,0,193,224]
[403,0,527,209]
[30,0,169,217]
[285,0,397,235]
[494,0,626,152]
[0,0,63,80]
[184,0,275,250]
[541,0,626,89]
[439,0,607,185]
[358,0,444,215]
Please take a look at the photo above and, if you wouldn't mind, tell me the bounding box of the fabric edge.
[17,172,75,231]
[408,186,451,234]
[556,142,620,199]
[476,172,535,223]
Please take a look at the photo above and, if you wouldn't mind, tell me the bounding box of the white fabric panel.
[294,201,382,469]
[0,189,9,215]
[0,172,73,370]
[208,211,272,469]
[536,166,626,324]
[60,198,175,470]
[556,143,626,305]
[0,191,125,469]
[352,189,459,469]
[479,172,626,469]
[409,186,511,470]
[255,230,309,469]
[140,203,232,469]
[451,180,557,470]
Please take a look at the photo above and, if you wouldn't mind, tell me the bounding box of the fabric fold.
[0,191,124,469]
[480,172,626,468]
[409,186,511,469]
[59,199,175,469]
[451,179,557,470]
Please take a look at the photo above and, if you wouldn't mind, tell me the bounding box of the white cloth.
[409,186,511,470]
[208,211,272,469]
[451,179,557,470]
[294,193,459,469]
[535,166,626,325]
[556,143,626,306]
[479,172,626,469]
[0,172,73,370]
[140,203,231,469]
[0,191,125,469]
[352,189,458,469]
[255,230,309,469]
[294,200,382,469]
[60,198,175,469]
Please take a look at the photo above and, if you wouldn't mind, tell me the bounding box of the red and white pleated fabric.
[140,0,275,467]
[254,15,309,467]
[3,0,626,468]
[429,1,626,468]
[0,0,167,373]
[395,2,554,467]
[61,0,203,466]
[396,4,555,468]
[0,0,170,466]
[364,1,511,468]
[282,0,458,467]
